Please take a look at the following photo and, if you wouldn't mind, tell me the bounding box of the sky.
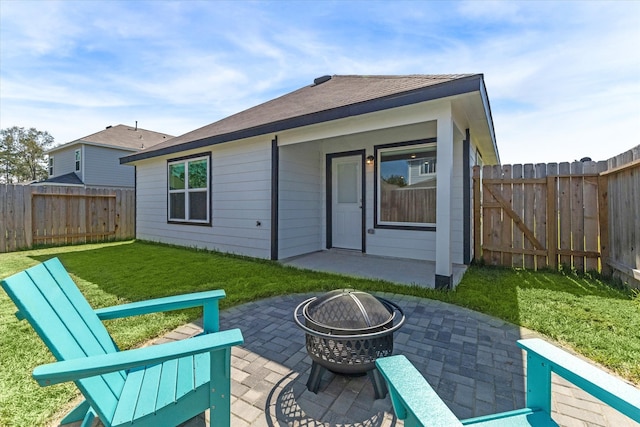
[1,0,639,164]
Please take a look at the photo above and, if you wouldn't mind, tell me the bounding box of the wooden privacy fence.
[0,184,135,253]
[381,186,437,224]
[602,146,640,286]
[473,161,608,273]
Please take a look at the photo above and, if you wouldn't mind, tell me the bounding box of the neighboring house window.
[418,157,437,175]
[168,154,210,224]
[48,156,54,176]
[375,140,437,228]
[74,149,81,172]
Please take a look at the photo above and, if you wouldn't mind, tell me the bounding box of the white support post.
[435,103,454,289]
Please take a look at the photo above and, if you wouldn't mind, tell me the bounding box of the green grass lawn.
[1,240,638,427]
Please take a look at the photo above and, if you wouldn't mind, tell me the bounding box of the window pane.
[337,163,357,203]
[189,191,207,220]
[188,159,208,189]
[169,163,185,190]
[379,145,437,224]
[169,193,185,219]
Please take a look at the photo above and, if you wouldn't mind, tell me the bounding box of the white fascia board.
[46,140,139,154]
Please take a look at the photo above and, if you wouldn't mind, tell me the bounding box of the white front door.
[332,155,362,250]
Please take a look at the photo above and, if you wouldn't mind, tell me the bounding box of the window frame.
[374,138,437,231]
[167,153,212,226]
[74,149,81,172]
[48,156,54,176]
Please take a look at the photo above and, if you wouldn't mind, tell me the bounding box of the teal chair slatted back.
[1,258,125,422]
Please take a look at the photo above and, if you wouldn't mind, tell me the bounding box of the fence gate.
[0,184,135,252]
[473,161,607,273]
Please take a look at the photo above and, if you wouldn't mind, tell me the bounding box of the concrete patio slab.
[280,250,468,288]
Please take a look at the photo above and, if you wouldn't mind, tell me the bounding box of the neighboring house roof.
[121,74,498,164]
[47,124,174,154]
[37,172,84,186]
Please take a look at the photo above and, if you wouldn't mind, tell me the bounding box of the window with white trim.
[168,155,210,224]
[376,141,437,227]
[48,156,54,176]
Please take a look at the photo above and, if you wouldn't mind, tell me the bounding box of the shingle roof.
[48,124,173,153]
[122,74,486,163]
[37,172,84,186]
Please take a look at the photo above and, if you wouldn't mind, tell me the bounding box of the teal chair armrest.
[376,355,463,427]
[517,338,640,422]
[33,328,243,386]
[95,289,226,332]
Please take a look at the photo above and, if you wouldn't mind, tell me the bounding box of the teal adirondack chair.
[376,338,640,427]
[1,257,244,427]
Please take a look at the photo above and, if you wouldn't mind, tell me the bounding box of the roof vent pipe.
[135,121,138,131]
[313,75,332,85]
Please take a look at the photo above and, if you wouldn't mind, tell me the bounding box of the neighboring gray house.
[121,75,500,288]
[44,124,173,188]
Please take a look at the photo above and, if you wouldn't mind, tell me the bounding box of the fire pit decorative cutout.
[294,289,405,399]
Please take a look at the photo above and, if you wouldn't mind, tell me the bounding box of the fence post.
[598,173,610,276]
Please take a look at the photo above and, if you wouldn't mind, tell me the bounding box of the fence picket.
[522,164,535,269]
[558,162,571,269]
[511,164,524,268]
[0,185,6,252]
[489,165,502,265]
[501,164,513,267]
[534,164,548,269]
[570,161,585,272]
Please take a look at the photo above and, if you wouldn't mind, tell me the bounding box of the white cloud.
[1,0,638,162]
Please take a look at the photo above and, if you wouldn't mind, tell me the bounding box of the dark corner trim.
[271,136,279,260]
[325,155,332,249]
[326,150,366,252]
[463,129,471,264]
[133,166,137,237]
[435,274,453,290]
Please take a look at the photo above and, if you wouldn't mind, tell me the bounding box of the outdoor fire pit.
[293,289,405,399]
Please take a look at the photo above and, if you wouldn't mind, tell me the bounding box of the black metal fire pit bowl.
[293,289,405,399]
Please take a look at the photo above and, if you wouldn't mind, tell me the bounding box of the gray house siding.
[50,146,80,181]
[83,145,136,188]
[135,137,273,258]
[278,143,323,259]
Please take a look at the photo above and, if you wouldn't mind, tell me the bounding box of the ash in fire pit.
[294,289,405,399]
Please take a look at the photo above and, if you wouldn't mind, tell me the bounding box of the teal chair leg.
[80,409,96,427]
[209,348,232,427]
[526,352,552,413]
[60,400,90,425]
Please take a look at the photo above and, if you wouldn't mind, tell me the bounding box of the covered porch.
[280,249,468,288]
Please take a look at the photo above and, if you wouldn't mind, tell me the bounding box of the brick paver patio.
[165,293,636,427]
